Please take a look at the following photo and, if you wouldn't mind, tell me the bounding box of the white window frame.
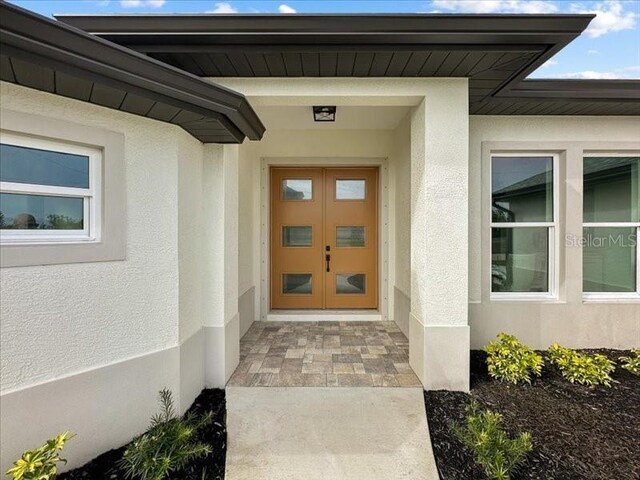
[582,152,640,302]
[490,152,560,301]
[0,132,102,245]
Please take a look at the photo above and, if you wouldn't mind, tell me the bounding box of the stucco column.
[202,144,240,387]
[409,81,470,391]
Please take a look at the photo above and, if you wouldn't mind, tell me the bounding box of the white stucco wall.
[0,82,181,392]
[469,115,640,349]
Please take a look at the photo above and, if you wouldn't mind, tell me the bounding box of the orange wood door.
[270,167,378,310]
[271,168,324,309]
[324,168,378,309]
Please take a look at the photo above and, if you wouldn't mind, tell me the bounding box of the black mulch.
[425,350,640,480]
[59,389,227,480]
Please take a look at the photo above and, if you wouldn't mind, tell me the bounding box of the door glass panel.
[282,179,312,200]
[282,226,312,247]
[583,156,639,223]
[491,227,549,292]
[283,274,312,294]
[336,179,365,200]
[0,143,90,188]
[336,273,366,294]
[492,156,553,222]
[336,226,365,247]
[0,193,84,230]
[583,227,636,292]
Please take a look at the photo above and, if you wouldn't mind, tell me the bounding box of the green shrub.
[120,389,212,480]
[619,349,640,376]
[454,401,532,480]
[5,432,75,480]
[547,344,615,386]
[484,333,543,384]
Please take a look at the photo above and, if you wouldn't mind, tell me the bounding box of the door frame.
[260,157,389,322]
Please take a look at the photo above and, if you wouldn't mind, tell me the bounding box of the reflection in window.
[492,227,549,293]
[336,226,365,247]
[583,227,636,293]
[0,144,89,188]
[282,179,312,200]
[336,179,365,200]
[492,156,553,223]
[0,193,84,230]
[584,157,639,223]
[336,273,366,294]
[283,226,312,247]
[283,273,312,294]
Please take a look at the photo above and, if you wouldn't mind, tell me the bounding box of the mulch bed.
[425,350,640,480]
[59,389,227,480]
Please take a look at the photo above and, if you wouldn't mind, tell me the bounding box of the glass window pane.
[282,179,312,200]
[336,273,366,294]
[336,180,365,200]
[583,227,636,292]
[336,226,365,247]
[283,274,312,294]
[492,227,548,292]
[283,226,312,247]
[583,157,639,223]
[0,193,84,230]
[492,156,553,222]
[0,143,90,188]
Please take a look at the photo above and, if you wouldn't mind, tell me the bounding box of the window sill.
[583,294,640,304]
[490,293,559,303]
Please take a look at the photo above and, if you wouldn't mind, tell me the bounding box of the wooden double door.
[271,167,378,309]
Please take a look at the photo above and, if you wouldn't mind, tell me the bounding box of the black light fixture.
[313,105,336,122]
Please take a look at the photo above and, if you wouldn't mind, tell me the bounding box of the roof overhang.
[0,2,265,143]
[56,13,640,116]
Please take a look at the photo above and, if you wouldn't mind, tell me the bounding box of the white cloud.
[587,49,600,55]
[120,0,165,7]
[552,66,640,79]
[207,2,238,13]
[431,0,558,14]
[278,4,297,14]
[570,0,637,37]
[541,59,558,68]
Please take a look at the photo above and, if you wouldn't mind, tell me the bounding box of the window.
[0,133,101,244]
[336,179,365,200]
[583,154,639,299]
[490,154,558,299]
[282,179,312,200]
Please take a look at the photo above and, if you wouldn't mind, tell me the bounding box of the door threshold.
[267,310,383,322]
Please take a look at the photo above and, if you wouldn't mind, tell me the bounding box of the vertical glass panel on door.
[583,227,636,292]
[336,273,366,294]
[336,179,366,200]
[492,156,553,222]
[282,179,312,200]
[583,157,639,223]
[491,227,549,292]
[0,193,84,230]
[282,273,312,294]
[0,143,90,188]
[336,226,365,247]
[282,226,312,247]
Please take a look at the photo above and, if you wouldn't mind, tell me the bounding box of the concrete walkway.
[225,387,439,480]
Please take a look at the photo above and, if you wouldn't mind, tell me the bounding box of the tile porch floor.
[227,321,421,387]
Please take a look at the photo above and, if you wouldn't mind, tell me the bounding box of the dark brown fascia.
[500,79,640,102]
[1,2,265,142]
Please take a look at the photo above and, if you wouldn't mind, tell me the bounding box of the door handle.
[325,253,331,272]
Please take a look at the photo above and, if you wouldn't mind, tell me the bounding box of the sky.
[8,0,640,79]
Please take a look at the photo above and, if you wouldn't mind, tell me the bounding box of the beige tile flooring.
[228,321,421,387]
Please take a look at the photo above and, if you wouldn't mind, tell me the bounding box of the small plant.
[6,432,75,480]
[484,333,543,384]
[547,344,615,386]
[120,388,212,480]
[619,349,640,376]
[454,401,532,480]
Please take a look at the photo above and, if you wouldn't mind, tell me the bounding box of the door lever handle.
[325,253,331,272]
